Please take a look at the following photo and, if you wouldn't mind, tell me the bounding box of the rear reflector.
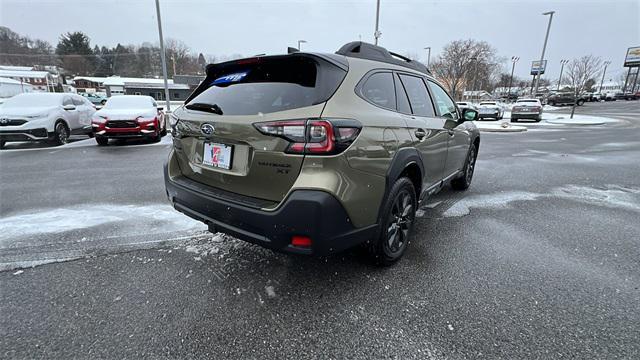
[291,236,312,247]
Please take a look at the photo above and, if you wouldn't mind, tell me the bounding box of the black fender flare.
[376,147,424,224]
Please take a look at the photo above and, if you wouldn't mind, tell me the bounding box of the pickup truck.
[546,92,586,106]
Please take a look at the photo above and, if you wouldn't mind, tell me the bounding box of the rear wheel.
[451,144,477,191]
[367,177,416,266]
[0,140,5,149]
[577,99,585,106]
[51,121,69,146]
[96,136,108,146]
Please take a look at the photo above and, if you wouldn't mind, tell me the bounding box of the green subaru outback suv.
[165,42,480,265]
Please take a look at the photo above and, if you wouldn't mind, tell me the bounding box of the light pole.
[297,40,307,51]
[424,47,431,67]
[508,56,519,101]
[557,59,568,91]
[374,0,381,45]
[154,0,170,112]
[533,10,555,97]
[598,61,611,94]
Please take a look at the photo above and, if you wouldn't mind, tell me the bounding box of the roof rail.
[335,41,431,75]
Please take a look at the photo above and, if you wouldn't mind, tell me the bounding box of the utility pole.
[533,11,555,97]
[598,61,611,94]
[374,0,381,45]
[557,59,568,91]
[508,56,519,101]
[424,47,431,67]
[155,0,171,111]
[297,40,307,51]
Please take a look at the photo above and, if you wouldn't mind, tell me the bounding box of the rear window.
[187,56,346,116]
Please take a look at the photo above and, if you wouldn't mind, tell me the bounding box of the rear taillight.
[254,119,361,155]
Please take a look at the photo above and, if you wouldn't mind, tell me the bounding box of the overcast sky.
[1,0,638,81]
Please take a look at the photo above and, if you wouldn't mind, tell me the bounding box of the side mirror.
[461,108,478,122]
[63,104,76,111]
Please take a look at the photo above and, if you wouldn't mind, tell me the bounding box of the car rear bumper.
[511,113,541,119]
[164,160,377,256]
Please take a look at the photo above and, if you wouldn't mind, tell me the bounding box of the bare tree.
[430,39,500,100]
[564,55,602,118]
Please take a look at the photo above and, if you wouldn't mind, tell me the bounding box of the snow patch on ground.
[0,204,204,244]
[442,191,542,217]
[183,233,226,256]
[437,185,640,218]
[552,185,640,213]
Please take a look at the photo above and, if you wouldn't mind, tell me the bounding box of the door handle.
[447,130,455,136]
[414,129,426,139]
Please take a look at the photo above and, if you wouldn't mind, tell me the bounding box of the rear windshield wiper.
[185,102,223,115]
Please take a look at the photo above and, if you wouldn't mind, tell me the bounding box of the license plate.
[480,109,493,114]
[203,142,233,170]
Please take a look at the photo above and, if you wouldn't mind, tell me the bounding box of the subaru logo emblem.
[200,123,215,136]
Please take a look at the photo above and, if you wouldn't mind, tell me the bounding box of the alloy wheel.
[385,190,414,255]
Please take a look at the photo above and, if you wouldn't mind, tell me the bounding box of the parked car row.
[0,93,166,149]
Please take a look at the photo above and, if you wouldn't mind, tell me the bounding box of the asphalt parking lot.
[1,101,639,359]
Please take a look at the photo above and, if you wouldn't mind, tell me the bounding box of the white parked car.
[91,95,166,146]
[0,93,95,148]
[477,101,504,120]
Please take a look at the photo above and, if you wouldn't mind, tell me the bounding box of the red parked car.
[91,95,166,145]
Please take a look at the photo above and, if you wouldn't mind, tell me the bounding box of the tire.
[160,121,167,137]
[100,100,107,105]
[549,101,555,106]
[151,131,162,143]
[510,118,518,122]
[576,99,585,106]
[0,140,5,149]
[87,131,94,138]
[51,121,69,146]
[451,144,478,191]
[95,136,109,146]
[367,177,417,266]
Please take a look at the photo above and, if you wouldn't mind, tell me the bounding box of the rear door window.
[361,72,396,110]
[398,74,435,117]
[393,73,412,114]
[187,56,346,116]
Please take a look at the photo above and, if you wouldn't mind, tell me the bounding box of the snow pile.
[0,204,205,244]
[545,114,618,125]
[183,233,227,257]
[473,120,527,132]
[430,184,640,218]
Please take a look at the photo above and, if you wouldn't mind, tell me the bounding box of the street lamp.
[154,0,171,112]
[508,56,519,101]
[374,0,381,45]
[557,59,569,91]
[424,47,431,67]
[297,40,307,51]
[599,60,611,94]
[533,10,555,97]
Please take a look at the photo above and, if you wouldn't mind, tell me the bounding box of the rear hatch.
[171,54,347,203]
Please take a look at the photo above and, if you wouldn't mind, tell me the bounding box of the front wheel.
[576,99,585,106]
[95,136,108,146]
[367,177,417,266]
[51,121,69,146]
[451,144,478,191]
